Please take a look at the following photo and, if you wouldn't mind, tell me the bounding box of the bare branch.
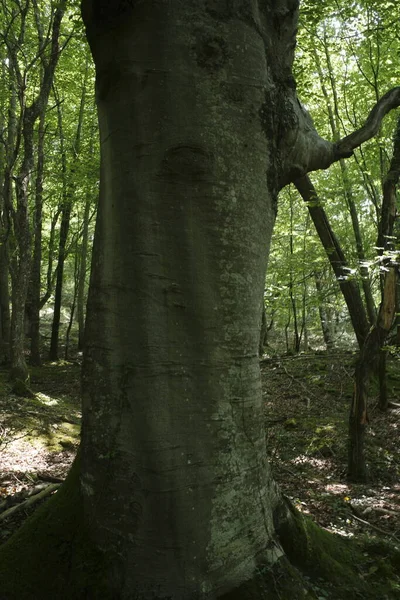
[288,86,400,185]
[334,87,400,159]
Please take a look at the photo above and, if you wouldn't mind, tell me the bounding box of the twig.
[350,512,400,541]
[369,506,400,517]
[0,483,60,522]
[37,473,64,483]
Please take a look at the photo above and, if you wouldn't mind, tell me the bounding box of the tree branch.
[334,87,400,160]
[287,87,400,186]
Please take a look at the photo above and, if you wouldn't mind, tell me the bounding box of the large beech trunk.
[79,1,302,596]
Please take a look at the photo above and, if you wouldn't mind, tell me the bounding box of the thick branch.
[335,87,400,160]
[288,87,400,185]
[377,115,400,252]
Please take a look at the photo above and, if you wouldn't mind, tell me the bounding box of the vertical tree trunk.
[295,176,369,347]
[50,64,88,360]
[289,191,301,352]
[10,107,36,382]
[348,269,397,481]
[77,197,91,351]
[49,204,71,361]
[28,112,46,366]
[378,348,387,412]
[258,305,267,357]
[314,272,333,349]
[396,280,400,347]
[80,1,303,594]
[348,118,400,479]
[65,246,79,360]
[314,39,376,325]
[0,64,16,365]
[7,5,65,381]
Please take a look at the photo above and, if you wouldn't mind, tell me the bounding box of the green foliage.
[266,0,400,352]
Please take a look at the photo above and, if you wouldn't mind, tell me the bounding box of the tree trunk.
[348,115,400,480]
[317,34,377,325]
[0,242,10,365]
[78,1,303,595]
[258,305,267,357]
[288,191,301,352]
[348,268,397,481]
[10,110,35,382]
[0,64,16,366]
[28,111,46,366]
[2,2,400,598]
[65,244,79,360]
[378,348,388,412]
[49,203,71,361]
[49,65,88,361]
[8,4,65,381]
[295,175,370,347]
[314,272,333,349]
[77,197,91,351]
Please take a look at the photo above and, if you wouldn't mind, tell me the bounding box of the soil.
[0,352,399,590]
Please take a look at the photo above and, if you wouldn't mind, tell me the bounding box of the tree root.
[0,472,400,599]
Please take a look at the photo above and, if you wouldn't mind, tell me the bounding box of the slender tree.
[50,58,89,360]
[6,2,65,382]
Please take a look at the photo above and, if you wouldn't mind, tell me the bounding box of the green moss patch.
[275,500,400,599]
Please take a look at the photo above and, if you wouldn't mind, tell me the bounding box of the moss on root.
[223,499,400,599]
[221,556,316,599]
[0,454,111,600]
[272,496,400,599]
[1,477,400,599]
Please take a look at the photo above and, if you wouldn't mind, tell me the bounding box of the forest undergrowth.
[0,353,399,592]
[262,351,400,544]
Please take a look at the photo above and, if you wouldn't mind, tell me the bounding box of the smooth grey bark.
[80,1,317,596]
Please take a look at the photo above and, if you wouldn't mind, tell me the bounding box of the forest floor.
[262,351,400,545]
[0,352,399,560]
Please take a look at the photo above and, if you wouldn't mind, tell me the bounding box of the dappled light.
[0,363,80,544]
[263,352,400,542]
[35,392,60,407]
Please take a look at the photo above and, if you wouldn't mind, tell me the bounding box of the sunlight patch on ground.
[325,483,350,495]
[1,435,59,476]
[294,500,311,514]
[35,392,59,406]
[292,455,329,469]
[328,524,354,538]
